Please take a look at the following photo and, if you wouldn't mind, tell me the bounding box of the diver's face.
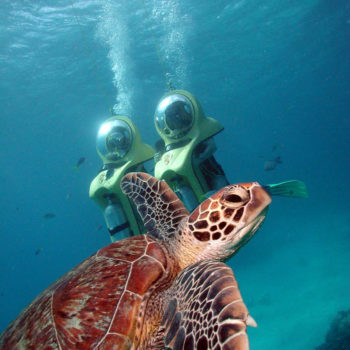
[155,93,194,139]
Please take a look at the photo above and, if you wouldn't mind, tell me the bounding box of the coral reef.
[316,309,350,350]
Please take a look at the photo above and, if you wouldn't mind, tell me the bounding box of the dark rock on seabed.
[315,309,350,350]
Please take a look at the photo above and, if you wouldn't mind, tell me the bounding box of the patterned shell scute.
[0,235,167,350]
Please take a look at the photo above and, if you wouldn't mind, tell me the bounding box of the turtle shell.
[0,235,167,349]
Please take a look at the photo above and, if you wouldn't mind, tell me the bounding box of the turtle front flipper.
[121,172,189,239]
[160,260,255,350]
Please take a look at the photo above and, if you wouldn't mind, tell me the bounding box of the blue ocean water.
[0,0,349,348]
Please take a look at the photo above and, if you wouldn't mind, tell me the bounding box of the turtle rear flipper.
[160,260,254,350]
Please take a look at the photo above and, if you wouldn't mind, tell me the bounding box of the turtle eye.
[220,186,250,208]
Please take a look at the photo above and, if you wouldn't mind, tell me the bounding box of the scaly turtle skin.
[0,173,271,350]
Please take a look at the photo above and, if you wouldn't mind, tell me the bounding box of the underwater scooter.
[89,115,155,242]
[153,89,230,211]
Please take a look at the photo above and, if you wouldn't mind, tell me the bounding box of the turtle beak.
[246,183,272,215]
[230,184,271,253]
[234,207,268,250]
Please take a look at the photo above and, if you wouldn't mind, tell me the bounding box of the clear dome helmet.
[155,92,197,142]
[96,116,134,164]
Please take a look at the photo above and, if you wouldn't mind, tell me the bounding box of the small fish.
[43,213,56,219]
[35,248,43,256]
[66,193,72,200]
[74,157,85,170]
[264,156,282,171]
[272,142,280,152]
[96,224,103,231]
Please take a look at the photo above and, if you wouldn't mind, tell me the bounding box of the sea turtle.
[0,172,271,350]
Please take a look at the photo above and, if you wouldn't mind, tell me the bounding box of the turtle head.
[119,172,271,268]
[178,182,271,265]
